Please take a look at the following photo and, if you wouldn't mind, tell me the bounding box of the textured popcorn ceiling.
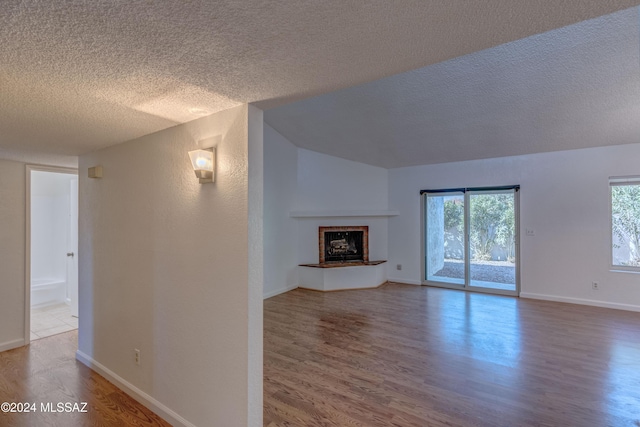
[1,1,639,163]
[266,7,640,168]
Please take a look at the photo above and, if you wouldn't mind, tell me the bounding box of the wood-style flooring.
[2,284,639,426]
[0,330,170,427]
[264,283,640,426]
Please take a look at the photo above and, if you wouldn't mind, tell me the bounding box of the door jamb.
[25,165,78,345]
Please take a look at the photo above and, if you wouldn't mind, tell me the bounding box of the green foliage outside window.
[443,194,515,262]
[470,195,514,261]
[612,185,640,266]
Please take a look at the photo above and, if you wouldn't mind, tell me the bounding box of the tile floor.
[30,303,78,341]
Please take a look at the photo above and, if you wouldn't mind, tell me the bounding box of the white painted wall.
[247,105,264,427]
[30,195,59,280]
[262,129,391,298]
[388,143,640,310]
[0,159,27,352]
[295,148,389,212]
[31,171,75,285]
[263,124,299,298]
[78,104,261,427]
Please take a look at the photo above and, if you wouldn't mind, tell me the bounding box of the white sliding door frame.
[421,186,520,297]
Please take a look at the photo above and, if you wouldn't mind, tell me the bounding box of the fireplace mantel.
[289,210,399,218]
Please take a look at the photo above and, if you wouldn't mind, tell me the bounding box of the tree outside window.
[611,183,640,268]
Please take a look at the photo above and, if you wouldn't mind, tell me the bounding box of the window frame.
[609,176,640,273]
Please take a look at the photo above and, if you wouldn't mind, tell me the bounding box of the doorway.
[422,186,520,296]
[26,167,79,342]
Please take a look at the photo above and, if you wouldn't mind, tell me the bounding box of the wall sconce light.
[188,148,215,184]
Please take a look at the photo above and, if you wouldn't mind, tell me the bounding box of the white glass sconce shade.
[188,148,215,184]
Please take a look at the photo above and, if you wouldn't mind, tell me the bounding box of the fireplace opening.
[319,226,369,264]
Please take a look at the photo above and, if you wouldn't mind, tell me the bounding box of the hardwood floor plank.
[264,283,640,426]
[0,331,170,427]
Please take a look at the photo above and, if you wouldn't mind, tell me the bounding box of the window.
[610,177,640,270]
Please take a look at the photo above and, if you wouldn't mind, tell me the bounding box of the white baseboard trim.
[387,278,422,286]
[0,338,25,353]
[263,284,298,299]
[75,350,196,427]
[520,292,640,312]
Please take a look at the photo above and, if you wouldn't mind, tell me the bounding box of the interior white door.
[67,178,79,318]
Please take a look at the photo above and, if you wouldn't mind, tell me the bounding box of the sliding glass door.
[422,186,519,296]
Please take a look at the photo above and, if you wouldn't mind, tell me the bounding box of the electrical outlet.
[396,264,402,270]
[525,229,535,236]
[592,282,599,290]
[134,349,141,365]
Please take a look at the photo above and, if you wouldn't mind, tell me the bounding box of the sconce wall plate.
[88,166,103,179]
